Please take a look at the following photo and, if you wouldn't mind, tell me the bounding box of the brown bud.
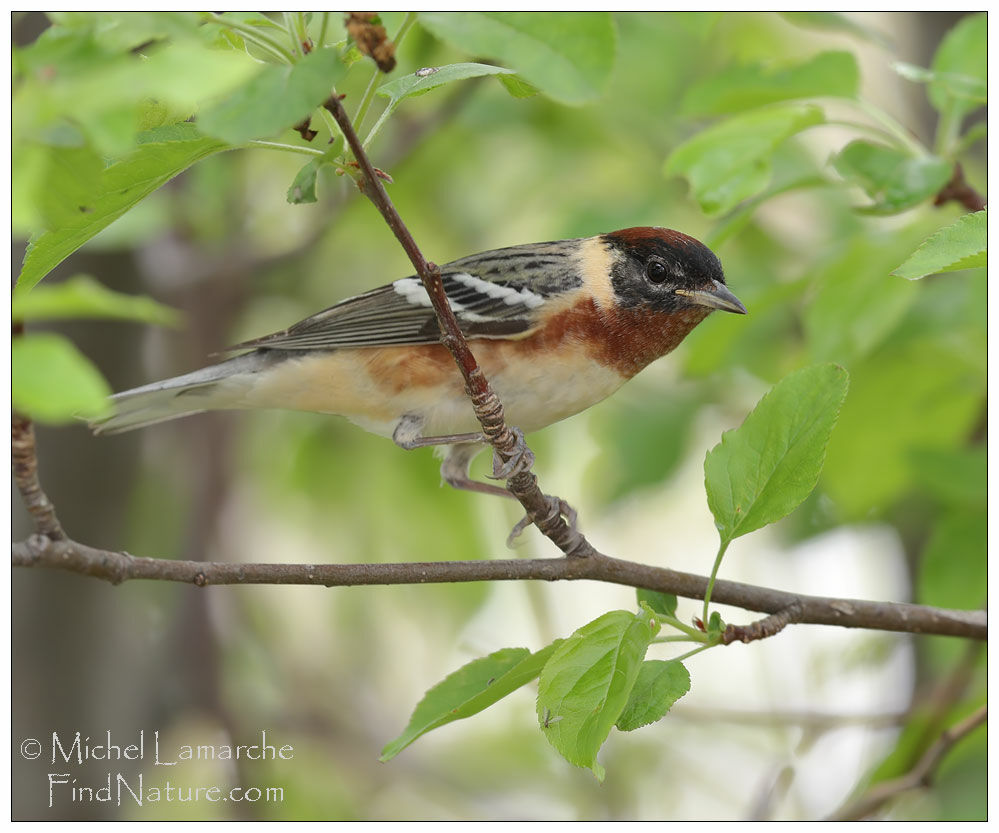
[344,12,397,73]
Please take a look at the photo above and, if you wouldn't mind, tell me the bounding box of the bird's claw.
[506,495,579,548]
[489,428,535,480]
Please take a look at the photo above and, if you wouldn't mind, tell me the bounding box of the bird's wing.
[229,239,586,352]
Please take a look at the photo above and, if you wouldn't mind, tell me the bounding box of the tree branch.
[11,413,65,540]
[828,704,987,820]
[11,534,986,640]
[321,93,591,557]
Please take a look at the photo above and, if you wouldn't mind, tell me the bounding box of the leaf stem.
[702,539,730,627]
[654,611,708,641]
[244,140,325,158]
[933,102,963,158]
[674,643,716,663]
[207,13,296,64]
[357,13,417,147]
[855,97,928,158]
[821,117,913,148]
[283,12,310,59]
[652,634,704,644]
[316,12,331,48]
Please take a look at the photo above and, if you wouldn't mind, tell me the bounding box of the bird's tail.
[91,351,279,435]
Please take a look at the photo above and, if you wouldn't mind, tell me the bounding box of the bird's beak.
[675,280,747,315]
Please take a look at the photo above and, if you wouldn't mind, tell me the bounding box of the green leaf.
[893,210,987,280]
[380,642,561,761]
[779,12,890,47]
[681,51,859,116]
[636,588,678,618]
[37,144,103,231]
[286,158,321,205]
[497,74,540,99]
[832,141,952,214]
[198,47,346,143]
[929,13,986,120]
[418,12,615,106]
[705,364,850,544]
[537,611,656,780]
[378,62,516,105]
[46,11,203,53]
[665,104,824,215]
[12,275,180,327]
[615,661,690,732]
[892,61,987,105]
[14,27,258,157]
[17,126,229,292]
[12,332,111,423]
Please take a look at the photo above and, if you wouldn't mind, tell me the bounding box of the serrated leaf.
[378,62,515,105]
[681,51,859,117]
[832,141,952,214]
[418,12,615,106]
[615,661,690,732]
[705,364,850,544]
[12,275,180,326]
[893,210,987,280]
[665,104,824,215]
[929,13,986,120]
[537,611,656,780]
[12,332,111,423]
[17,125,229,292]
[198,47,346,143]
[636,588,678,617]
[380,642,560,761]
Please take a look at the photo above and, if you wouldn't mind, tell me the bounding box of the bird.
[92,226,746,498]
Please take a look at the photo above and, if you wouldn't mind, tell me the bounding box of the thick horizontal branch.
[12,535,986,640]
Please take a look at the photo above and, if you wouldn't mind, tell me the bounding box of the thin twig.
[828,705,987,820]
[11,535,987,640]
[321,92,591,557]
[723,602,804,644]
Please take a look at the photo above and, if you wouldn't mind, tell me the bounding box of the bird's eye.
[645,258,669,283]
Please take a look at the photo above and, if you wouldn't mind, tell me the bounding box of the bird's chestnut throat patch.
[522,297,711,378]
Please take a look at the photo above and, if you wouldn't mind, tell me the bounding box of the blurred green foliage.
[12,11,985,821]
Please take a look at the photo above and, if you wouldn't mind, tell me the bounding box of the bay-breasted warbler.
[93,226,746,496]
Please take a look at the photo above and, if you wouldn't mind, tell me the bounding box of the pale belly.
[238,343,628,441]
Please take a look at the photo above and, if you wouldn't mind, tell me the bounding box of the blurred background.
[12,11,985,820]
